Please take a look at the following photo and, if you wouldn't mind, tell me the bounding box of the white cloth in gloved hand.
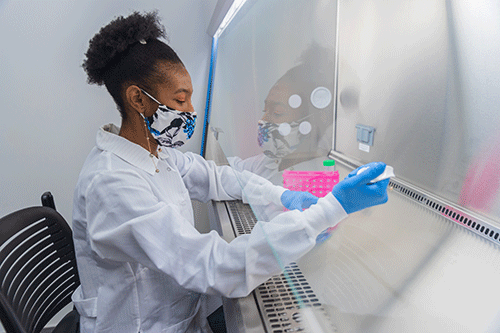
[331,162,390,214]
[280,190,319,211]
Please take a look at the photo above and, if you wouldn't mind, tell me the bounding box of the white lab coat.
[71,124,347,332]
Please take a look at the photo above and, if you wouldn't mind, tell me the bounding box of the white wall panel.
[0,0,218,223]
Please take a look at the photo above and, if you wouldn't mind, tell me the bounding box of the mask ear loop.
[141,88,162,105]
[141,88,180,113]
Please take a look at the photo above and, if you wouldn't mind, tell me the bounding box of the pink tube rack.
[283,170,340,197]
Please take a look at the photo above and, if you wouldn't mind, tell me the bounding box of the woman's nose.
[184,99,195,113]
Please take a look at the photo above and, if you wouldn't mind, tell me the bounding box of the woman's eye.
[176,100,185,104]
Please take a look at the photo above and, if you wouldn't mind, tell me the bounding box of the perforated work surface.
[226,201,257,235]
[225,201,336,333]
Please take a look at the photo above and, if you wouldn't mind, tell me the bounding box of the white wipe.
[357,165,394,183]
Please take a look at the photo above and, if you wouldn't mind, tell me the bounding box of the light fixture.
[207,0,248,38]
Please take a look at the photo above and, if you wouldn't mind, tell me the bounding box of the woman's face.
[262,81,305,124]
[145,63,194,117]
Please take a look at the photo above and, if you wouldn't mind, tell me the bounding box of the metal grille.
[225,201,257,235]
[389,179,500,246]
[224,201,336,333]
[255,263,336,333]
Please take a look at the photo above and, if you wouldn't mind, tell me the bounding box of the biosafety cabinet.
[204,1,500,332]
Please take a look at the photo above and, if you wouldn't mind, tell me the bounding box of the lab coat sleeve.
[227,154,271,174]
[169,149,286,206]
[84,169,347,298]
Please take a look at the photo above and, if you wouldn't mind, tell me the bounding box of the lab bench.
[208,199,334,333]
[207,155,500,332]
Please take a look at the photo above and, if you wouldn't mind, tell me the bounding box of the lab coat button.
[167,167,171,171]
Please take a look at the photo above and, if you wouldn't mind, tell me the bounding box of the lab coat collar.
[96,124,169,175]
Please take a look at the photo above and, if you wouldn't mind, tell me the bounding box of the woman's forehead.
[267,81,293,101]
[156,62,192,92]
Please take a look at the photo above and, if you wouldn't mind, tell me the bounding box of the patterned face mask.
[257,117,312,158]
[140,89,197,148]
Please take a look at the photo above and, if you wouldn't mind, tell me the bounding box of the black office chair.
[0,192,80,333]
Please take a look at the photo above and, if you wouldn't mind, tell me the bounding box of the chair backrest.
[0,206,80,333]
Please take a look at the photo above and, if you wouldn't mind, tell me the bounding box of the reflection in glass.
[229,44,335,185]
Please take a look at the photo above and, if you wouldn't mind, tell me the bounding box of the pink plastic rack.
[283,170,340,197]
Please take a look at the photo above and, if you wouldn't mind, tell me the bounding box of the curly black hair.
[83,11,183,118]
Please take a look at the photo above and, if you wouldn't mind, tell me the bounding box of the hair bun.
[83,11,166,85]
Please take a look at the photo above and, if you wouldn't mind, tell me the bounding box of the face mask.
[257,117,312,158]
[141,89,197,148]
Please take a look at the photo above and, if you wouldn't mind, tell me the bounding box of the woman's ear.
[125,85,149,115]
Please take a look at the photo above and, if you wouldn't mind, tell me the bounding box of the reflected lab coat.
[71,124,347,333]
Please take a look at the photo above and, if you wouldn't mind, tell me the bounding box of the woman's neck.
[119,114,159,157]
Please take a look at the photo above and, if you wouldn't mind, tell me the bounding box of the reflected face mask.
[257,118,312,158]
[141,89,197,148]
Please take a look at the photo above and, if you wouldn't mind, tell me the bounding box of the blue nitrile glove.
[281,190,319,211]
[331,162,390,214]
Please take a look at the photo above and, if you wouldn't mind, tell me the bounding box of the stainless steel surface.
[207,200,231,242]
[223,200,335,333]
[210,195,333,332]
[204,0,500,331]
[388,177,500,246]
[330,150,500,246]
[296,162,500,332]
[207,200,266,333]
[335,0,500,224]
[204,126,230,166]
[335,0,455,192]
[208,199,337,333]
[205,130,265,332]
[222,295,266,333]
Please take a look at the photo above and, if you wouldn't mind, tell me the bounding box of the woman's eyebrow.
[264,100,288,109]
[174,88,192,94]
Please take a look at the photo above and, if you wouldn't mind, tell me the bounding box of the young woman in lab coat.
[72,11,390,333]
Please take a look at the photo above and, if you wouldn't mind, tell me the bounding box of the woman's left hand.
[281,190,319,211]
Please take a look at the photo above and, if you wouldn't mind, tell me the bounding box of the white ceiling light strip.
[213,0,247,38]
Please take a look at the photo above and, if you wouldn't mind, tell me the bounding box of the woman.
[72,11,389,332]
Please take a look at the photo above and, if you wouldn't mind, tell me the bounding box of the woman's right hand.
[331,162,390,214]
